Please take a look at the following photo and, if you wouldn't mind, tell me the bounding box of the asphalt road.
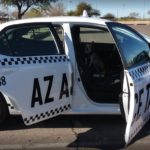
[0,114,150,150]
[130,25,150,36]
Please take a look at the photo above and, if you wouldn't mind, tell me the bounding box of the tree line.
[0,0,148,20]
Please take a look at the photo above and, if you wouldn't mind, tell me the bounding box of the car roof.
[0,16,110,30]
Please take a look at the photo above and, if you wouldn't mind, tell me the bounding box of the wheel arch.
[0,91,20,115]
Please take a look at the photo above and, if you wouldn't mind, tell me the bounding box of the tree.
[24,8,42,18]
[67,10,75,16]
[11,11,18,19]
[1,0,57,19]
[67,2,100,17]
[41,2,65,16]
[102,13,116,20]
[129,12,140,19]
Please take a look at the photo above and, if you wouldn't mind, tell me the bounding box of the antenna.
[82,10,88,17]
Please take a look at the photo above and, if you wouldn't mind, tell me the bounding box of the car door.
[0,23,73,125]
[107,22,150,144]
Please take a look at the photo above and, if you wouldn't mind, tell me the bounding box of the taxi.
[0,16,150,144]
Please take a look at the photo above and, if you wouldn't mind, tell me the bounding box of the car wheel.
[0,98,8,125]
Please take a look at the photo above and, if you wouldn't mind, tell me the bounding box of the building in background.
[0,11,9,23]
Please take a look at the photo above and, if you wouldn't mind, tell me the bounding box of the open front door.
[0,23,73,126]
[106,22,150,144]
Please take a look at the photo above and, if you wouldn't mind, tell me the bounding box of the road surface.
[0,115,150,150]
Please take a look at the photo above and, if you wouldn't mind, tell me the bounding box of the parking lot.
[0,114,150,150]
[130,25,150,36]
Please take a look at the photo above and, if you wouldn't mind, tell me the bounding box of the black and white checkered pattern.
[129,64,150,80]
[23,104,71,124]
[0,55,69,66]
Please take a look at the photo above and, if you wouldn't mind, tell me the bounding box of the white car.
[0,16,150,144]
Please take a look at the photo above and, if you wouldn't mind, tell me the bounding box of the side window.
[3,24,61,56]
[80,27,114,44]
[0,32,12,56]
[111,26,150,68]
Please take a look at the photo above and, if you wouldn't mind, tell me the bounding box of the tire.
[0,95,8,125]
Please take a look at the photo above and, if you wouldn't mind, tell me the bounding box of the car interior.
[72,25,124,104]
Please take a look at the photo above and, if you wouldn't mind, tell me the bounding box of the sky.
[61,0,150,18]
[3,0,150,18]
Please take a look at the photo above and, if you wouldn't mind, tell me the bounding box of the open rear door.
[106,22,150,144]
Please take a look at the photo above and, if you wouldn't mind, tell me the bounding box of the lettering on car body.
[0,76,6,86]
[31,73,71,108]
[131,83,150,125]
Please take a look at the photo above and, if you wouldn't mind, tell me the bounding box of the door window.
[111,26,150,68]
[79,27,114,44]
[0,32,12,56]
[0,24,63,56]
